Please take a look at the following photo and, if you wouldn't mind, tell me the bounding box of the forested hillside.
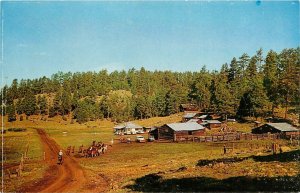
[1,48,299,123]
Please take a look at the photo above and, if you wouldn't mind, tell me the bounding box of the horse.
[86,146,98,157]
[102,144,108,154]
[57,155,63,165]
[66,146,71,156]
[78,145,84,153]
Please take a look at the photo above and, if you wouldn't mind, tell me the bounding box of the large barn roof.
[266,123,298,132]
[167,122,205,131]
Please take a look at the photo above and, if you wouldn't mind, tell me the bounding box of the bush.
[7,128,27,132]
[20,115,23,121]
[70,119,75,124]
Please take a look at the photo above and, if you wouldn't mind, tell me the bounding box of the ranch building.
[201,120,222,129]
[149,122,205,141]
[113,122,143,135]
[252,123,299,136]
[182,112,201,122]
[179,103,199,112]
[187,118,203,124]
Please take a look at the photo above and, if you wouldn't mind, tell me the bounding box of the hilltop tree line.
[1,47,300,123]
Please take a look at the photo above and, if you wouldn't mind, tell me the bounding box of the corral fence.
[174,133,281,143]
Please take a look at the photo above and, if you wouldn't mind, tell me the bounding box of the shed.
[187,118,203,124]
[182,113,200,122]
[252,123,299,134]
[201,120,222,129]
[180,104,199,112]
[198,115,208,120]
[113,122,143,135]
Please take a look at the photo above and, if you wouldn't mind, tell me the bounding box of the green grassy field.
[79,138,299,192]
[2,113,300,192]
[2,128,44,164]
[1,128,46,192]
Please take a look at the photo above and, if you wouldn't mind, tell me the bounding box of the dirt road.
[20,129,87,192]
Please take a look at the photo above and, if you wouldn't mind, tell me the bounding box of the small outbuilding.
[182,112,200,122]
[187,118,203,124]
[201,120,222,129]
[252,123,299,135]
[180,104,199,112]
[113,122,143,135]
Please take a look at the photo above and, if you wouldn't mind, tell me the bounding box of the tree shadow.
[252,150,300,162]
[197,150,300,167]
[126,173,300,192]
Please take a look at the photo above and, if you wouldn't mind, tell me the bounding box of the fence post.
[20,154,24,171]
[43,152,46,160]
[25,143,29,159]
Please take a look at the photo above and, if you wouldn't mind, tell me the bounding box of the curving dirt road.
[21,129,87,193]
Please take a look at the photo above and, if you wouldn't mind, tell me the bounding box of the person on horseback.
[58,150,63,165]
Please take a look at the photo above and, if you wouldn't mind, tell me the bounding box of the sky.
[1,1,299,85]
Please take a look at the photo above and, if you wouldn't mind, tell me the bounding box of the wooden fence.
[174,133,280,143]
[5,143,38,179]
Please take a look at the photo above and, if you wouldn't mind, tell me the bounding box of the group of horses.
[77,141,108,158]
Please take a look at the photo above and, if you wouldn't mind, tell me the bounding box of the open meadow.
[1,114,299,192]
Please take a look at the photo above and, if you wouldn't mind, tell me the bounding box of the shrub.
[20,115,23,121]
[7,128,27,132]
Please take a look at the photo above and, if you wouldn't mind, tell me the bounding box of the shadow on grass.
[126,173,300,192]
[252,150,300,162]
[197,150,300,167]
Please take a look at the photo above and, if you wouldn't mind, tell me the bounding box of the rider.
[58,150,63,164]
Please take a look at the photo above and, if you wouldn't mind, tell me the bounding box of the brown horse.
[78,145,84,153]
[66,146,71,156]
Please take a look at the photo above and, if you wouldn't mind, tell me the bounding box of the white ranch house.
[113,122,143,135]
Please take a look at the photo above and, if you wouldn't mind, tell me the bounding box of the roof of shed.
[183,113,198,118]
[266,123,298,132]
[187,118,200,123]
[198,115,208,119]
[203,120,222,124]
[167,122,205,131]
[180,104,198,108]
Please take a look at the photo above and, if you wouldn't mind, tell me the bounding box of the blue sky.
[1,1,299,85]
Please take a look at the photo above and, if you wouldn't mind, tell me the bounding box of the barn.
[113,122,143,135]
[252,123,299,135]
[150,122,205,141]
